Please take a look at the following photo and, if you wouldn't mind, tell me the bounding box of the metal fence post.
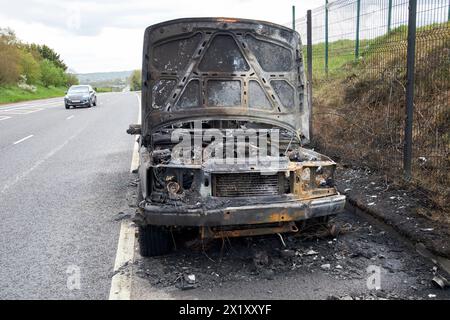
[355,0,361,59]
[292,5,296,30]
[307,10,313,141]
[325,0,329,75]
[404,0,417,180]
[388,0,393,32]
[448,0,450,21]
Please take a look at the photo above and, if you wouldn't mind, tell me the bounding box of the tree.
[33,44,67,71]
[40,59,65,87]
[0,27,21,85]
[19,51,41,84]
[0,27,72,88]
[129,69,141,91]
[0,27,19,45]
[65,73,79,87]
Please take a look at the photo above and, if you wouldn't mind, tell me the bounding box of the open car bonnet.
[142,18,310,142]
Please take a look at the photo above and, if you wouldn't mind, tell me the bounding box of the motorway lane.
[0,92,139,299]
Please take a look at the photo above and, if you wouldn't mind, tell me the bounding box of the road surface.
[0,93,138,299]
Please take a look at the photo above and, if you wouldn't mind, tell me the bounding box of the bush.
[40,59,65,87]
[17,75,37,92]
[0,35,20,85]
[129,69,141,91]
[65,73,79,87]
[19,51,41,84]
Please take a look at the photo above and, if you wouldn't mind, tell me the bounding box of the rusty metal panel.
[201,222,299,239]
[142,18,310,142]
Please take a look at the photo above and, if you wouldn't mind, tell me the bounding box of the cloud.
[1,0,316,36]
[0,0,319,72]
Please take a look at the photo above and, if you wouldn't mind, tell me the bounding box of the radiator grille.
[213,173,280,197]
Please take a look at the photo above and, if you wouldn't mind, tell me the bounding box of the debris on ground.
[128,172,449,300]
[304,249,319,256]
[133,209,450,299]
[336,166,450,258]
[431,275,449,290]
[113,211,132,222]
[320,264,331,270]
[176,274,198,291]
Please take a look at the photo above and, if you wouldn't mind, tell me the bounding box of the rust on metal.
[201,222,299,239]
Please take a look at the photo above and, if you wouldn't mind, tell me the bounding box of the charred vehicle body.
[128,18,346,257]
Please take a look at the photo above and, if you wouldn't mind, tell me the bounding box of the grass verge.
[0,85,66,105]
[312,24,449,218]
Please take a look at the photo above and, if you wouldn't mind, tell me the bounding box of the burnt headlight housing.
[292,165,337,199]
[315,166,335,188]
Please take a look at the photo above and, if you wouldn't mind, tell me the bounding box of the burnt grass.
[134,209,449,300]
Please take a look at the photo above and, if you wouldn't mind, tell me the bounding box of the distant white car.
[64,85,97,109]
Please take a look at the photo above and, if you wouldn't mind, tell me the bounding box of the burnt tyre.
[136,182,173,257]
[138,225,173,257]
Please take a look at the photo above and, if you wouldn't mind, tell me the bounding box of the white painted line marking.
[1,129,84,195]
[66,115,75,120]
[0,108,43,115]
[130,136,140,174]
[0,104,50,112]
[109,93,141,301]
[13,135,34,145]
[109,221,136,300]
[0,116,11,121]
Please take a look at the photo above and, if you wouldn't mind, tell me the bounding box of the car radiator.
[212,173,282,197]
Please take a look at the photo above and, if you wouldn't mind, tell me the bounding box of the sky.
[0,0,319,73]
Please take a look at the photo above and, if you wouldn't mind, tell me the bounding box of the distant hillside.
[76,70,133,84]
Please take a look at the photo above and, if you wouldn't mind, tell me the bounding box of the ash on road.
[131,204,450,300]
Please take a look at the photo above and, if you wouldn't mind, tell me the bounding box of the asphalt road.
[0,93,139,299]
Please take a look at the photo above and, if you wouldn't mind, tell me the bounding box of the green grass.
[307,27,410,79]
[307,39,371,79]
[95,87,114,93]
[308,23,450,80]
[0,85,66,104]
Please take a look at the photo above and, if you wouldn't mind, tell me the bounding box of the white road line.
[0,108,43,115]
[109,93,141,300]
[0,103,60,112]
[1,129,84,195]
[66,115,75,120]
[0,116,11,121]
[13,135,34,145]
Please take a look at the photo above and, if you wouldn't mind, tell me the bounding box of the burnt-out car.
[128,18,346,257]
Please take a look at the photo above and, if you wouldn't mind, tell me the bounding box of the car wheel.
[137,182,144,205]
[65,104,70,109]
[93,98,97,106]
[138,225,173,257]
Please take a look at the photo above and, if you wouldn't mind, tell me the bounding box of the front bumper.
[137,194,346,227]
[65,100,90,106]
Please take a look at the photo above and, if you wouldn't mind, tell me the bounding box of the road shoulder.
[336,166,450,271]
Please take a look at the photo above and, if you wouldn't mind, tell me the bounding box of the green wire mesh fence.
[294,0,449,212]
